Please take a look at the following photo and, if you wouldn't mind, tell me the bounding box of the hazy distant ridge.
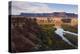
[20,12,78,17]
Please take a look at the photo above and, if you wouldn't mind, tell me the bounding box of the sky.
[10,1,78,15]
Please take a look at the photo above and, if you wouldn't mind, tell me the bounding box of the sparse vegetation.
[10,16,78,53]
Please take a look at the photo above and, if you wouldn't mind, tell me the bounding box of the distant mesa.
[10,12,78,18]
[20,12,78,18]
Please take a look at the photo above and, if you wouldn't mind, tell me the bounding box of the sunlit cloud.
[11,1,54,15]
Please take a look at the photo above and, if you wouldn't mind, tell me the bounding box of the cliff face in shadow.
[10,16,44,52]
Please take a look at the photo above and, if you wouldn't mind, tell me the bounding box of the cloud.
[11,1,54,15]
